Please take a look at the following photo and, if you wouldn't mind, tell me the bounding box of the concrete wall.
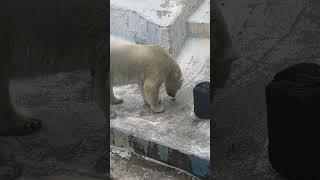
[110,0,203,57]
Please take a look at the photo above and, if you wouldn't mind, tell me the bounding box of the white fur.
[110,42,183,113]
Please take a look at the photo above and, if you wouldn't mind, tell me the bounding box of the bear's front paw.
[151,104,165,113]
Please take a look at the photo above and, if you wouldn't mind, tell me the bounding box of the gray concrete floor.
[214,0,320,179]
[0,71,108,180]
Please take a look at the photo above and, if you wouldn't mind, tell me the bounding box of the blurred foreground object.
[212,0,239,88]
[266,63,320,179]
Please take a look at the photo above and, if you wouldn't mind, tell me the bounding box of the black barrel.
[266,63,320,179]
[193,81,210,119]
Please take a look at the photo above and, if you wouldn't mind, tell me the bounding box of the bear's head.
[165,68,183,98]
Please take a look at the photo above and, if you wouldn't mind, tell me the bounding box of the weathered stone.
[110,0,204,57]
[188,0,210,38]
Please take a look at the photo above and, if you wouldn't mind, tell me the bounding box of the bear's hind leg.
[139,81,148,105]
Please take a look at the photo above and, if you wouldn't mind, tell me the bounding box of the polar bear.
[0,0,107,136]
[110,42,183,113]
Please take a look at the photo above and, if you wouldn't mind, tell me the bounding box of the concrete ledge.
[188,0,210,38]
[110,38,210,179]
[110,0,203,57]
[111,128,210,179]
[111,146,198,179]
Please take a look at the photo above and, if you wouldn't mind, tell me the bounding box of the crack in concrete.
[181,60,209,90]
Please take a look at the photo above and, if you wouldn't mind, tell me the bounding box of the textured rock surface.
[110,0,204,57]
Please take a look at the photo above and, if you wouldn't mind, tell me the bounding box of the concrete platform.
[188,0,210,38]
[110,146,198,180]
[110,37,210,179]
[110,0,204,57]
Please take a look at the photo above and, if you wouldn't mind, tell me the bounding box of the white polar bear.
[110,42,183,113]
